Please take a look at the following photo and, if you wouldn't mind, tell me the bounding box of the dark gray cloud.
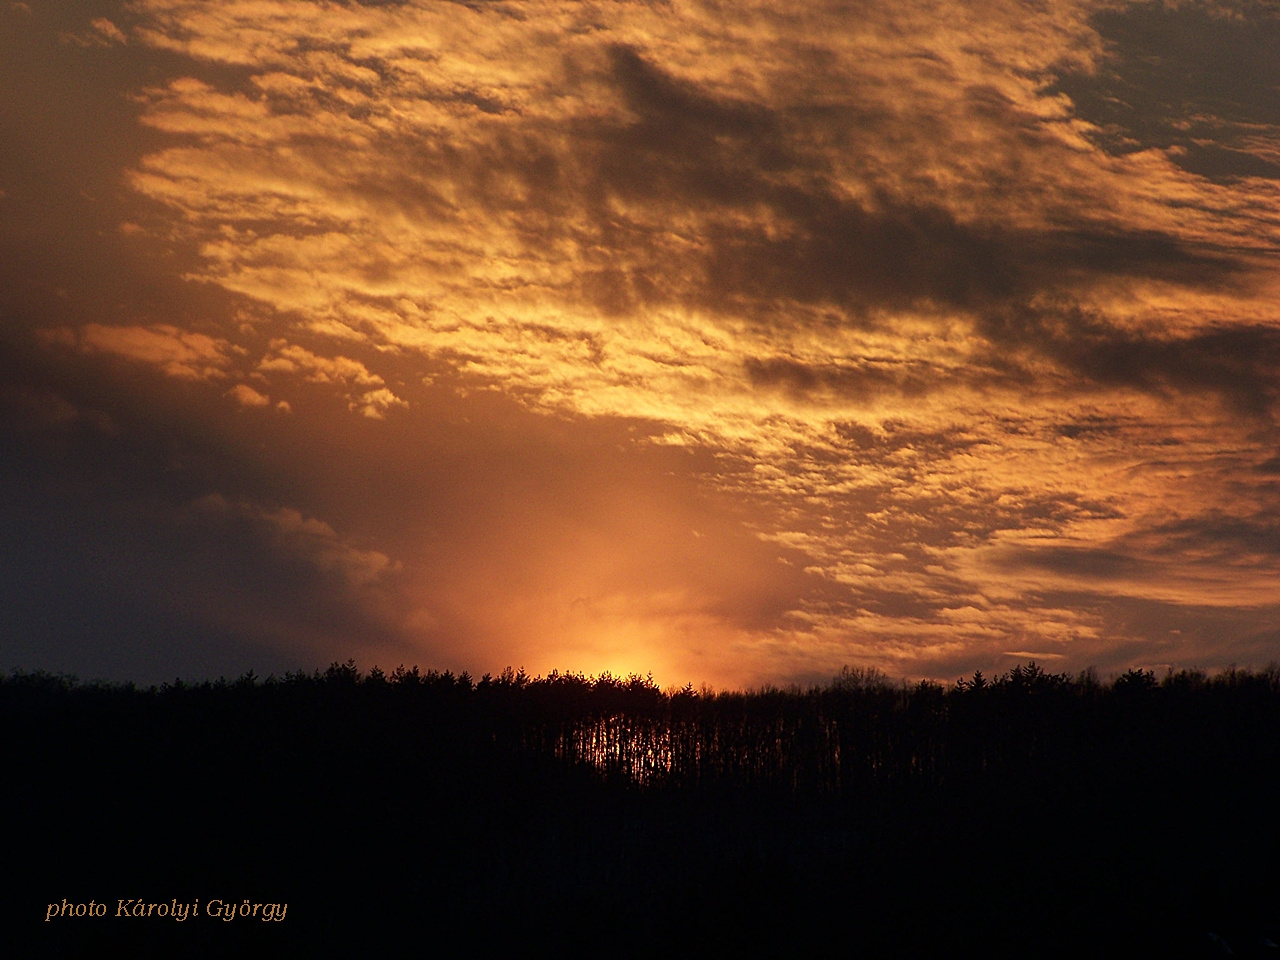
[979,303,1280,418]
[1131,509,1280,560]
[0,330,417,681]
[571,47,1240,326]
[744,356,936,403]
[1052,1,1280,182]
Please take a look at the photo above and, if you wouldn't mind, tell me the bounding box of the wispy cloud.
[193,494,400,589]
[7,0,1280,683]
[111,0,1280,675]
[46,323,237,381]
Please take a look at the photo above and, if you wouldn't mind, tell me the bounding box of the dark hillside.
[8,662,1280,957]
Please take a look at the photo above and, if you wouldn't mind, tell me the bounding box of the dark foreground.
[7,662,1280,957]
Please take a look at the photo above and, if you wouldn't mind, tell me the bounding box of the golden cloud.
[55,323,237,381]
[81,0,1280,677]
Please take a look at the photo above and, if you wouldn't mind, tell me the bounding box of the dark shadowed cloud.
[1054,2,1280,182]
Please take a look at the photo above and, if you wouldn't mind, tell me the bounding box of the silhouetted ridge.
[9,661,1280,958]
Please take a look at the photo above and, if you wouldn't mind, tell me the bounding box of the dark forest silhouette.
[9,660,1280,957]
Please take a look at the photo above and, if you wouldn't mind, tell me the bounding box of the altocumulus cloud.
[4,0,1280,683]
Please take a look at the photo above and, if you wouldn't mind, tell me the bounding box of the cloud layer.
[4,0,1280,684]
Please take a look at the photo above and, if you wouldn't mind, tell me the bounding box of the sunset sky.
[3,0,1280,686]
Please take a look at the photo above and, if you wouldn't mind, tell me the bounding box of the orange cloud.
[16,0,1278,683]
[226,383,270,407]
[68,324,236,380]
[256,340,406,417]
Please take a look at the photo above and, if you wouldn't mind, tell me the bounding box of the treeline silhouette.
[9,660,1280,957]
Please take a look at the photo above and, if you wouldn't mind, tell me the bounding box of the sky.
[3,0,1280,687]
